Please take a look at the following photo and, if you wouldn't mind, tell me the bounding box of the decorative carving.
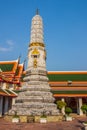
[33,59,37,68]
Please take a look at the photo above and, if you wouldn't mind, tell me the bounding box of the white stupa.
[9,10,59,116]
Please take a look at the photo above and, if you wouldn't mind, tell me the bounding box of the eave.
[54,94,87,97]
[52,90,87,97]
[0,89,17,97]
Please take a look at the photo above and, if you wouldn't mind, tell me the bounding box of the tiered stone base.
[9,88,59,116]
[9,69,59,116]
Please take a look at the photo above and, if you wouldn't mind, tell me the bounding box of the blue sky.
[0,0,87,71]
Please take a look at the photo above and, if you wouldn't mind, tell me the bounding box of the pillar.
[4,97,9,115]
[12,98,15,105]
[61,98,65,115]
[77,98,83,115]
[0,96,3,117]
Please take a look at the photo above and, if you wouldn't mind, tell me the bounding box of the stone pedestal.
[40,118,47,123]
[65,116,73,121]
[12,118,19,123]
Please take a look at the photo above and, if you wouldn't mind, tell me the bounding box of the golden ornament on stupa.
[32,48,40,55]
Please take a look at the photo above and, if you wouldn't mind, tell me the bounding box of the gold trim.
[29,42,45,47]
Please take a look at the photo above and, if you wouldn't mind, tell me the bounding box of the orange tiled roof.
[0,59,24,84]
[54,94,87,97]
[48,71,87,74]
[0,59,18,73]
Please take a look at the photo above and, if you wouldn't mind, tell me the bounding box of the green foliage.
[41,115,47,118]
[81,104,87,114]
[65,107,72,115]
[41,111,47,118]
[13,111,19,118]
[56,100,66,110]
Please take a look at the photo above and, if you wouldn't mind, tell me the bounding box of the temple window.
[34,55,37,58]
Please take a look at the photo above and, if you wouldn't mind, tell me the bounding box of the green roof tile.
[0,64,14,72]
[48,74,87,81]
[52,90,87,94]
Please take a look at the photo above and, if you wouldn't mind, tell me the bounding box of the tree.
[81,104,87,115]
[56,100,66,113]
[65,107,72,116]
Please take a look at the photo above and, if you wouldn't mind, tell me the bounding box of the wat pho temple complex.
[0,11,87,117]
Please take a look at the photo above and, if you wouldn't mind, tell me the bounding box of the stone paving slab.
[0,117,87,130]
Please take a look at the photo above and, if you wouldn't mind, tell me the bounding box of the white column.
[61,98,65,115]
[0,96,3,117]
[4,97,9,115]
[78,98,83,115]
[12,98,15,105]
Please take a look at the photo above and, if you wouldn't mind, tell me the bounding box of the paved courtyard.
[0,116,87,130]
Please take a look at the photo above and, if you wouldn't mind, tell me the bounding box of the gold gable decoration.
[32,48,40,55]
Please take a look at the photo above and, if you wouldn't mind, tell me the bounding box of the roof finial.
[36,8,39,15]
[24,58,26,64]
[18,54,21,63]
[23,58,26,69]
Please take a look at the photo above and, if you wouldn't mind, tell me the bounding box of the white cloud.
[7,40,14,46]
[0,40,14,52]
[0,47,13,51]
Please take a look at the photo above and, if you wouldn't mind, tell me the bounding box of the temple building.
[20,70,87,115]
[0,59,24,117]
[0,11,87,116]
[48,71,87,115]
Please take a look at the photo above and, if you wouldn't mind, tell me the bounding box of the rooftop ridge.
[0,59,18,63]
[19,63,24,66]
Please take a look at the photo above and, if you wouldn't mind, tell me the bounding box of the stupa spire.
[30,10,44,44]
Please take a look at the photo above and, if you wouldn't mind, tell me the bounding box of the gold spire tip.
[36,8,39,15]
